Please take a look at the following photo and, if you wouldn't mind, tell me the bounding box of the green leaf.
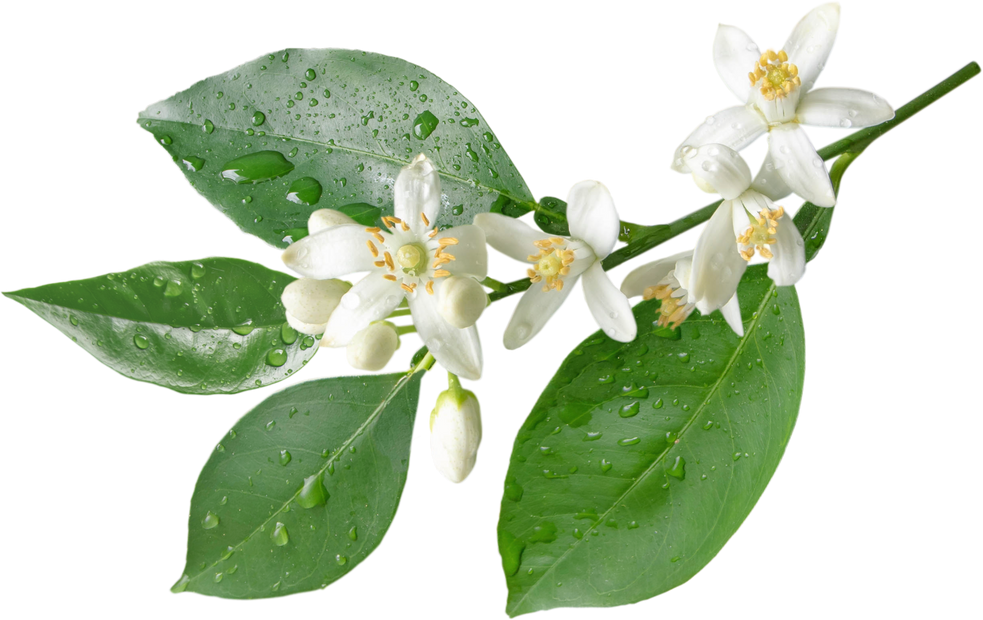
[172,371,422,598]
[4,258,315,394]
[497,265,804,616]
[533,196,569,236]
[138,49,534,248]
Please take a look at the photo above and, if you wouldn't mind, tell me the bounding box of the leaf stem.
[396,325,417,336]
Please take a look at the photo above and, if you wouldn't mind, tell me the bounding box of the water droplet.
[69,315,79,326]
[266,348,288,367]
[618,437,641,446]
[251,111,266,126]
[220,151,295,184]
[653,398,664,409]
[412,110,439,140]
[159,135,173,145]
[305,68,317,80]
[335,554,347,565]
[704,115,716,125]
[409,80,419,91]
[163,280,183,297]
[266,420,276,431]
[286,177,323,206]
[670,556,681,563]
[271,522,289,546]
[504,477,524,501]
[348,526,358,541]
[341,292,361,310]
[181,155,205,172]
[732,451,742,461]
[202,511,220,529]
[133,334,149,350]
[190,262,206,279]
[232,321,254,335]
[600,459,613,473]
[667,456,686,480]
[279,449,292,466]
[583,431,603,441]
[619,402,640,418]
[297,472,329,508]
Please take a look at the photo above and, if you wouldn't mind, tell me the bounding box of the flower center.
[643,282,693,330]
[396,243,426,274]
[736,205,784,261]
[363,216,457,296]
[748,50,800,101]
[527,238,575,292]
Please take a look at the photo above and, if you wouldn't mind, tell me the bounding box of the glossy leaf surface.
[173,372,422,598]
[138,49,534,248]
[4,258,314,394]
[497,265,804,615]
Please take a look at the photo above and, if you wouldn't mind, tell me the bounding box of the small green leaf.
[175,372,422,598]
[4,258,314,394]
[533,196,569,236]
[138,49,534,248]
[497,265,804,616]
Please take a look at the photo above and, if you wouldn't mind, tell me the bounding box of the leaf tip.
[170,574,191,594]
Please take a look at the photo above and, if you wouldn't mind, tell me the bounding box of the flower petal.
[308,209,358,235]
[713,25,761,102]
[620,251,693,298]
[566,181,620,259]
[432,224,487,279]
[768,124,836,207]
[796,87,895,128]
[285,311,327,338]
[409,289,483,380]
[671,106,768,172]
[768,214,807,286]
[783,3,840,93]
[687,144,752,200]
[320,273,404,347]
[582,262,636,343]
[691,202,747,310]
[718,293,745,337]
[750,152,794,202]
[503,276,578,350]
[282,225,376,279]
[394,153,442,236]
[473,213,548,262]
[281,278,351,327]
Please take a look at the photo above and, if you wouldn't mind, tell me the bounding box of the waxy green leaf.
[4,258,315,394]
[173,372,422,598]
[497,265,804,616]
[138,49,534,248]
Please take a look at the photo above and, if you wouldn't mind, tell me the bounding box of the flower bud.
[308,208,358,235]
[437,276,487,329]
[430,379,481,483]
[282,278,352,335]
[346,321,399,371]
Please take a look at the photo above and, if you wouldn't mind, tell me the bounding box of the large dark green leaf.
[172,372,422,598]
[4,258,315,394]
[138,49,534,248]
[497,265,804,616]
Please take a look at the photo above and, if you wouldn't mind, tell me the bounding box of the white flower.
[347,321,400,371]
[437,275,488,329]
[671,3,895,207]
[430,378,482,483]
[475,181,636,349]
[621,251,744,336]
[687,144,807,290]
[282,154,488,380]
[281,277,352,335]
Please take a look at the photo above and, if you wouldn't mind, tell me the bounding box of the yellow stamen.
[401,283,415,293]
[438,237,459,246]
[432,269,451,278]
[426,280,434,295]
[737,205,785,261]
[383,274,397,281]
[366,240,379,257]
[384,251,395,270]
[421,212,430,226]
[374,260,386,267]
[749,49,800,100]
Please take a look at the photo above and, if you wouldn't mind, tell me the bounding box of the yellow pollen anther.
[374,260,386,267]
[645,283,693,330]
[384,251,395,270]
[438,237,459,246]
[421,212,430,226]
[737,206,785,261]
[528,241,576,292]
[401,283,415,293]
[366,240,379,257]
[432,269,451,278]
[383,274,397,281]
[426,280,434,295]
[749,49,801,101]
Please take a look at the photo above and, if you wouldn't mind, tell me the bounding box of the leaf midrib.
[183,371,417,587]
[508,279,779,615]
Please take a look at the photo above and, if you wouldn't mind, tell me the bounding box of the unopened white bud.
[430,379,481,483]
[308,209,358,235]
[346,321,399,371]
[282,278,352,335]
[437,276,487,329]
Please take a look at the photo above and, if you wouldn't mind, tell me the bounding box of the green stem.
[447,372,462,391]
[489,61,979,303]
[411,351,435,373]
[388,308,412,318]
[480,277,509,293]
[396,325,417,336]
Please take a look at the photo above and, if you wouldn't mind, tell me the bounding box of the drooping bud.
[437,276,487,329]
[346,321,399,371]
[430,376,481,483]
[281,278,352,335]
[307,208,358,235]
